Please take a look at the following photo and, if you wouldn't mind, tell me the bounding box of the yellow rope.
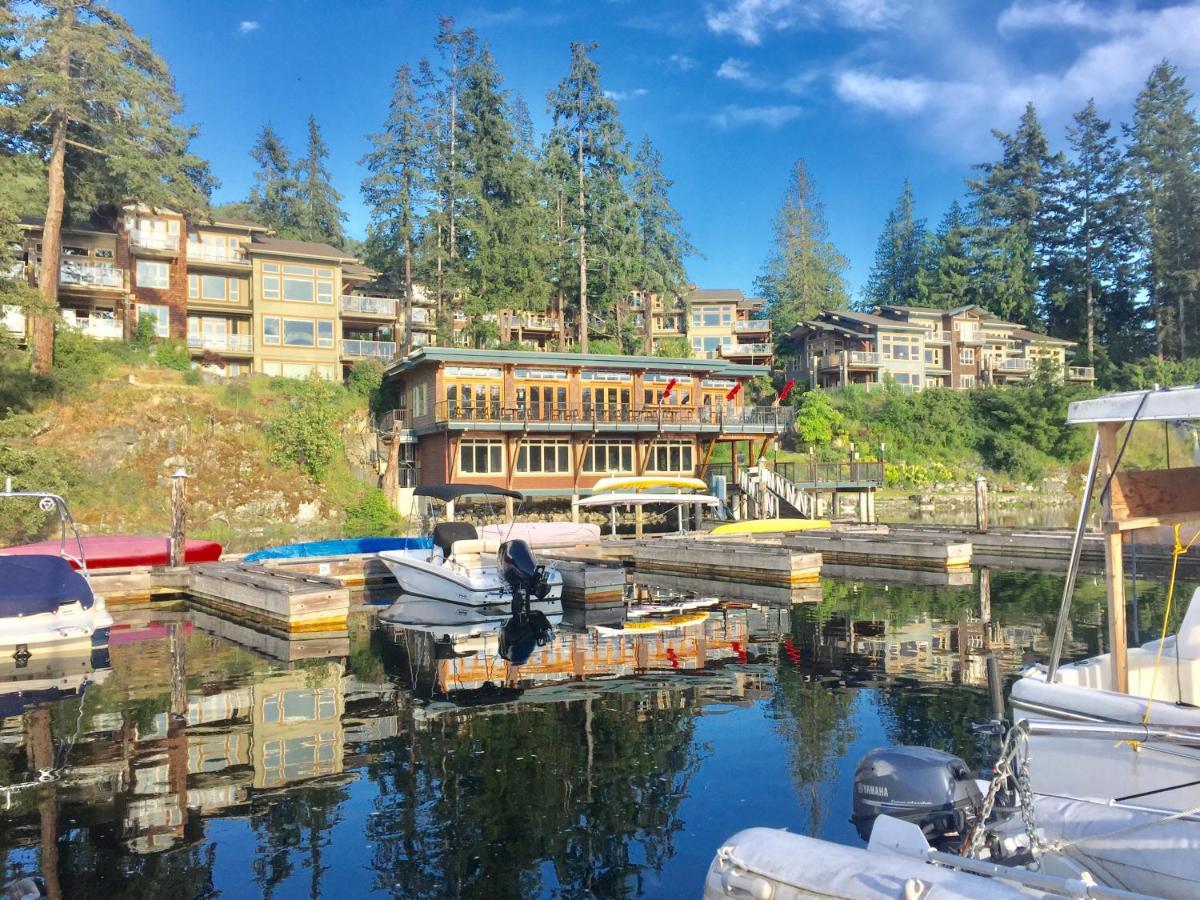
[1140,524,1200,725]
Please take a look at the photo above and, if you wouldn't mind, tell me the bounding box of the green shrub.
[154,340,191,371]
[346,359,384,411]
[793,389,843,444]
[182,367,203,386]
[343,487,405,537]
[51,328,117,394]
[0,446,81,545]
[132,313,157,350]
[266,376,342,478]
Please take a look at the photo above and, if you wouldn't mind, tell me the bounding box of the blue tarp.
[0,555,94,616]
[243,537,433,562]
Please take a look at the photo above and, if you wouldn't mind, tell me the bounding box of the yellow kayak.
[591,475,708,493]
[710,518,832,536]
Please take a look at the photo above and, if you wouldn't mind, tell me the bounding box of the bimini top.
[414,483,524,502]
[1067,384,1200,425]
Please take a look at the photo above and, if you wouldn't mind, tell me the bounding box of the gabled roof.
[825,309,926,332]
[193,215,272,233]
[247,236,359,263]
[688,288,745,302]
[383,346,769,378]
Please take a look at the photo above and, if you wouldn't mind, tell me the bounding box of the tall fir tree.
[361,63,427,352]
[756,159,849,347]
[249,123,301,234]
[295,116,346,246]
[1125,60,1200,360]
[630,135,695,299]
[967,102,1059,328]
[864,179,930,307]
[925,202,974,310]
[547,41,631,352]
[2,0,214,372]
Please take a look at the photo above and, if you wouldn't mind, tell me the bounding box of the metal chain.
[967,725,1044,863]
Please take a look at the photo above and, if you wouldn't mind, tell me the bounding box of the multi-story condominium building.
[381,347,789,497]
[786,304,1095,390]
[686,288,773,365]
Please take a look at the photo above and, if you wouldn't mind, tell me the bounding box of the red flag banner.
[777,379,796,403]
[662,378,676,399]
[725,382,742,401]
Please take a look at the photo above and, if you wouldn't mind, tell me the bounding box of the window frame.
[136,259,169,290]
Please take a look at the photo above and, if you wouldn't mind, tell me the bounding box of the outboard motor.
[851,747,982,851]
[497,539,554,664]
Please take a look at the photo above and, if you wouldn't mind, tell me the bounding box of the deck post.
[571,495,580,524]
[169,468,189,568]
[1098,422,1128,693]
[974,476,989,533]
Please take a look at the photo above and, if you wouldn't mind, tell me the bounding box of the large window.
[691,306,732,327]
[317,320,334,348]
[882,335,920,360]
[960,374,976,389]
[647,440,695,473]
[517,440,571,474]
[189,273,243,303]
[583,440,634,474]
[262,262,335,304]
[924,348,941,366]
[283,319,315,347]
[136,260,169,289]
[459,439,504,475]
[137,303,169,338]
[516,384,567,419]
[959,348,976,365]
[447,382,501,418]
[263,316,280,345]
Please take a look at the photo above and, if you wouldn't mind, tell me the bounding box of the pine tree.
[1126,60,1200,360]
[249,123,301,233]
[756,159,850,345]
[968,103,1059,328]
[865,179,929,307]
[361,64,427,352]
[547,41,631,353]
[2,0,214,372]
[630,136,696,301]
[295,116,346,246]
[925,202,974,310]
[1048,100,1138,359]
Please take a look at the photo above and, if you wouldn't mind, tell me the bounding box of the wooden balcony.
[819,350,881,369]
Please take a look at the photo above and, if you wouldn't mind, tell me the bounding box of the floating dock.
[777,533,972,572]
[629,539,822,588]
[188,563,350,636]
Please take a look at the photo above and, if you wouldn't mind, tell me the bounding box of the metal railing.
[955,328,983,344]
[342,339,397,359]
[511,313,557,329]
[187,333,253,353]
[821,350,882,368]
[64,317,123,340]
[340,294,397,318]
[925,331,950,343]
[379,408,411,433]
[734,318,771,333]
[424,401,793,430]
[59,260,124,289]
[187,243,245,263]
[708,459,885,487]
[130,229,179,251]
[1067,365,1095,381]
[411,308,435,326]
[721,342,774,357]
[991,357,1034,372]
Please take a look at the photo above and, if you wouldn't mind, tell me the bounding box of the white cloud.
[716,57,755,82]
[604,88,650,101]
[997,0,1110,34]
[237,20,260,34]
[708,103,803,128]
[669,53,700,71]
[834,71,981,114]
[705,0,902,45]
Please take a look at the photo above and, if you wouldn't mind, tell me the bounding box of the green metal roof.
[382,346,770,378]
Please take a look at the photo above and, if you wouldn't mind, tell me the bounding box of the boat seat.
[448,538,501,567]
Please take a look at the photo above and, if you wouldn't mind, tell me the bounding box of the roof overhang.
[383,346,769,379]
[1067,385,1200,424]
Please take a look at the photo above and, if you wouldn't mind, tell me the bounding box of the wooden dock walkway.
[630,539,822,588]
[188,563,350,636]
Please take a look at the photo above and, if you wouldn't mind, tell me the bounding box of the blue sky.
[110,0,1200,300]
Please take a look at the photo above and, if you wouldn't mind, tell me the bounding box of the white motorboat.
[0,488,113,660]
[378,484,563,631]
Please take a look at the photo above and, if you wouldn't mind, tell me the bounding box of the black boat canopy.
[414,483,524,502]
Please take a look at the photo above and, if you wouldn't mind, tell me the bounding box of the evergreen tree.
[1048,100,1139,359]
[249,123,300,234]
[295,116,346,245]
[361,64,427,352]
[2,0,214,372]
[756,159,850,346]
[1125,60,1200,360]
[630,135,696,301]
[547,42,631,352]
[865,180,929,307]
[926,202,974,310]
[967,103,1059,328]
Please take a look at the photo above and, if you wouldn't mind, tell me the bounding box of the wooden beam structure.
[1098,422,1128,693]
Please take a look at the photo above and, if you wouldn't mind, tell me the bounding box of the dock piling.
[169,468,189,568]
[974,475,989,533]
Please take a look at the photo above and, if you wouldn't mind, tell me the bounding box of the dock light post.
[169,468,189,568]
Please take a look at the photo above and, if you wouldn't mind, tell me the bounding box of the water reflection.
[0,567,1193,898]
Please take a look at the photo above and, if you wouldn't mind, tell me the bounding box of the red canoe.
[0,535,223,569]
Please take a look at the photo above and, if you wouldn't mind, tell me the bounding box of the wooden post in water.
[1098,422,1128,693]
[979,567,992,651]
[29,707,62,900]
[974,475,989,533]
[169,468,189,568]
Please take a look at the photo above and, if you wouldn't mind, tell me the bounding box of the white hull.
[0,596,113,650]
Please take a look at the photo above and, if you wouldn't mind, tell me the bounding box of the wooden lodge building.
[380,347,790,498]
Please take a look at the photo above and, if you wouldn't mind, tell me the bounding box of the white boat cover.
[478,521,601,548]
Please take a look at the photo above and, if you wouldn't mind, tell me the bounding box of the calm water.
[1,568,1194,899]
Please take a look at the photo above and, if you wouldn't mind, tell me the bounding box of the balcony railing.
[955,328,983,345]
[734,319,771,333]
[925,331,950,344]
[425,401,793,431]
[820,350,881,368]
[721,342,774,357]
[1067,365,1095,381]
[4,262,25,281]
[343,338,397,359]
[711,460,885,487]
[130,229,179,252]
[187,333,253,353]
[187,243,245,263]
[991,357,1034,373]
[511,313,557,330]
[378,408,411,433]
[56,260,124,289]
[340,294,397,318]
[3,305,25,334]
[64,316,123,340]
[411,308,435,326]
